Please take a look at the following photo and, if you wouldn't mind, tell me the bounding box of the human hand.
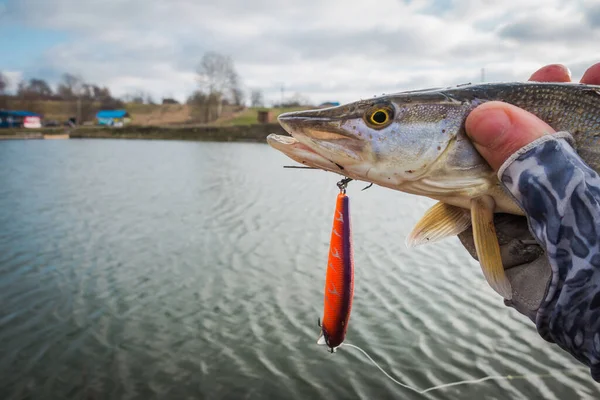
[458,63,600,318]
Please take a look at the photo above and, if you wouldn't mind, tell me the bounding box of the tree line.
[0,72,124,123]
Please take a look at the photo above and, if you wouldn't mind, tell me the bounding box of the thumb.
[465,101,556,171]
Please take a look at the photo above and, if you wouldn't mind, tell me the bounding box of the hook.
[337,177,353,193]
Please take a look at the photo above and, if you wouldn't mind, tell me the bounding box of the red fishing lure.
[318,186,354,352]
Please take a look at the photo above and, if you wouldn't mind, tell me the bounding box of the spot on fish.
[406,170,414,173]
[437,146,441,150]
[442,129,446,133]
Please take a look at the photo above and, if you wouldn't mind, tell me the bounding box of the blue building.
[96,110,131,126]
[0,110,43,128]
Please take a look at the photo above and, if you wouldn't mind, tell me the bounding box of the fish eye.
[365,105,393,128]
[371,110,388,124]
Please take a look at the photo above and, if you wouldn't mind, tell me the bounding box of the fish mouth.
[268,110,365,172]
[266,133,345,173]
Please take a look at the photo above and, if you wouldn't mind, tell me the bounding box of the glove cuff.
[497,131,575,180]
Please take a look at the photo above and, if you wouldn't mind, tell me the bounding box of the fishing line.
[341,343,587,395]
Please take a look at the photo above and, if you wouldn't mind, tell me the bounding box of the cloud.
[3,0,599,105]
[584,0,600,27]
[497,6,598,43]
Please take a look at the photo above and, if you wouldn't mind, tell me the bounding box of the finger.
[465,101,556,171]
[580,62,600,85]
[528,64,571,82]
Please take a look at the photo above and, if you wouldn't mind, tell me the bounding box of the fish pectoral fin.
[470,195,513,300]
[406,202,472,248]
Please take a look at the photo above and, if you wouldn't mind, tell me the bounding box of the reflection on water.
[0,139,597,399]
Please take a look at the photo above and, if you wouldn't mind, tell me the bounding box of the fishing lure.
[318,178,354,352]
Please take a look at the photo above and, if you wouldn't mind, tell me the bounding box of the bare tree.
[0,72,7,109]
[231,87,245,107]
[197,52,237,95]
[55,74,85,123]
[228,69,244,107]
[12,78,54,114]
[250,89,264,107]
[18,78,53,99]
[0,72,7,95]
[97,86,123,109]
[15,80,42,114]
[56,73,83,99]
[196,51,242,121]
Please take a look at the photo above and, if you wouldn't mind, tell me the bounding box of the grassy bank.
[0,123,288,143]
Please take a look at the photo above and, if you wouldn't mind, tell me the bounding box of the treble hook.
[337,177,353,193]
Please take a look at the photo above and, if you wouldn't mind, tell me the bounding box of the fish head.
[268,93,471,188]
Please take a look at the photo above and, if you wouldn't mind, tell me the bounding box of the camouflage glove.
[458,214,551,321]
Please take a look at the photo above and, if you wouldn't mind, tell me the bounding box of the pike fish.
[267,82,600,299]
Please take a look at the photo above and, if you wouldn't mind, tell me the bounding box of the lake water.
[0,139,598,400]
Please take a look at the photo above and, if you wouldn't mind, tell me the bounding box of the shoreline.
[0,123,286,143]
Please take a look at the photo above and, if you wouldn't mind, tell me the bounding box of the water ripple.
[0,140,598,399]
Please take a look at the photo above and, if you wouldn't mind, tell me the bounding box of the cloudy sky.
[0,0,599,105]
